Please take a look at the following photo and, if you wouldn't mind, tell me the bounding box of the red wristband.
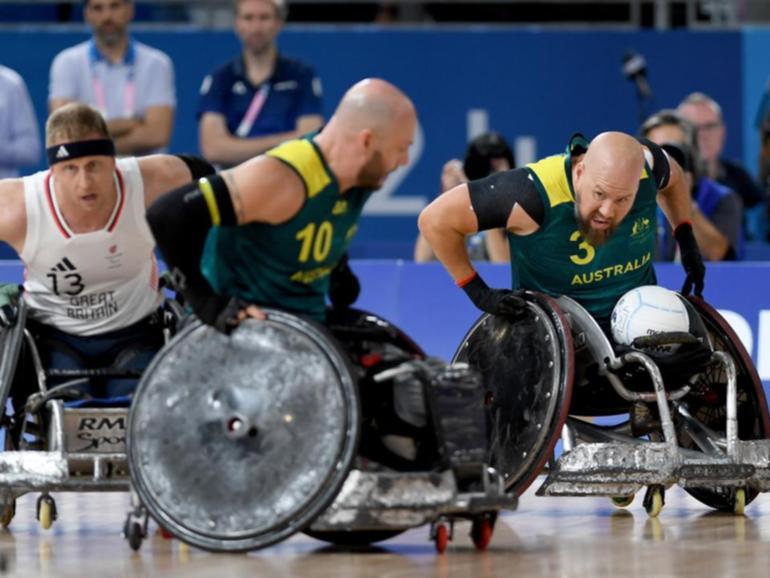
[456,271,478,288]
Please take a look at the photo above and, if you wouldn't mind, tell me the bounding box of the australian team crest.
[631,217,651,238]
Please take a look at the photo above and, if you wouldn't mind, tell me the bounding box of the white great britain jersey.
[21,157,161,336]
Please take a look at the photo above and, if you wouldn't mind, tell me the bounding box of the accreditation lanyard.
[88,40,136,118]
[236,83,271,138]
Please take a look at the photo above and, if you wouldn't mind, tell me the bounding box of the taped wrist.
[147,174,237,304]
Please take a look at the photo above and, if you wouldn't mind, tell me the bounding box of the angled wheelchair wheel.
[326,307,425,358]
[677,297,770,512]
[453,292,574,495]
[127,310,360,552]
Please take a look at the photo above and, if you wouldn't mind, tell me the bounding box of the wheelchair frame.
[0,298,182,529]
[123,309,516,554]
[536,295,770,515]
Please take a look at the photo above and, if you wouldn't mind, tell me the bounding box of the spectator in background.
[0,65,40,178]
[197,0,323,168]
[49,0,176,155]
[677,92,767,239]
[415,132,514,263]
[641,109,743,261]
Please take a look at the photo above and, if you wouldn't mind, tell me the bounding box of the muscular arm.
[417,184,478,281]
[113,105,174,155]
[199,112,323,167]
[484,229,510,262]
[146,156,305,326]
[224,156,305,224]
[418,168,541,281]
[138,155,200,208]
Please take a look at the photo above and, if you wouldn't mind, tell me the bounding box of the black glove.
[328,254,360,310]
[186,288,248,335]
[460,273,527,317]
[674,222,705,297]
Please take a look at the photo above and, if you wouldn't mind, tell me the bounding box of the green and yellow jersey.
[509,135,660,324]
[200,136,372,322]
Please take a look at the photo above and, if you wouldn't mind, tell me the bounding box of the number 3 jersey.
[200,136,372,322]
[21,157,162,336]
[509,135,662,325]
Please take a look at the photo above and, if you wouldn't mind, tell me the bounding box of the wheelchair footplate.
[308,467,516,532]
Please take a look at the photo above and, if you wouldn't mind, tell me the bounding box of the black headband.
[47,139,116,166]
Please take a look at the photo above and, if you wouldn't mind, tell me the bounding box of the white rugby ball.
[610,285,689,355]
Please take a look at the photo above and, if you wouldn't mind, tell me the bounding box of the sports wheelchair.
[0,292,182,530]
[123,308,515,553]
[453,292,770,516]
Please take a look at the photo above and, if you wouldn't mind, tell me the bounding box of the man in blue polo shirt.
[197,0,323,168]
[48,0,176,156]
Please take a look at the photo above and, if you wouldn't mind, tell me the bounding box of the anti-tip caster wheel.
[127,521,144,551]
[611,495,634,508]
[734,488,746,516]
[36,495,57,530]
[431,519,453,554]
[470,513,496,551]
[643,485,665,518]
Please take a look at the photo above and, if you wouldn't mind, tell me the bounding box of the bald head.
[332,78,416,135]
[314,78,417,191]
[583,132,645,188]
[572,132,644,247]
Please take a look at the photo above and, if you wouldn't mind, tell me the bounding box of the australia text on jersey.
[570,252,652,286]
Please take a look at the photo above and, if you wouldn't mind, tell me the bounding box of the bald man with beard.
[147,78,416,330]
[147,79,447,470]
[419,132,706,333]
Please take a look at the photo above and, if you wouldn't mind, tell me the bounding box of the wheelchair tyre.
[304,529,403,547]
[677,298,770,512]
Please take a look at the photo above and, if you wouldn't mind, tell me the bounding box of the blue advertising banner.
[2,260,769,391]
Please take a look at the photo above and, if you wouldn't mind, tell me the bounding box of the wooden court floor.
[1,482,769,578]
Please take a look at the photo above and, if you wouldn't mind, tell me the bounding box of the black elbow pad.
[175,154,216,180]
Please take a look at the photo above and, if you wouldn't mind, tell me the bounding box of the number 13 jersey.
[21,157,161,336]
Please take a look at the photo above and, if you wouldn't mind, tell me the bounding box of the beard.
[357,150,387,189]
[574,203,616,247]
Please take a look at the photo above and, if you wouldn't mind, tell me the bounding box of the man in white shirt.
[48,0,176,156]
[0,102,213,400]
